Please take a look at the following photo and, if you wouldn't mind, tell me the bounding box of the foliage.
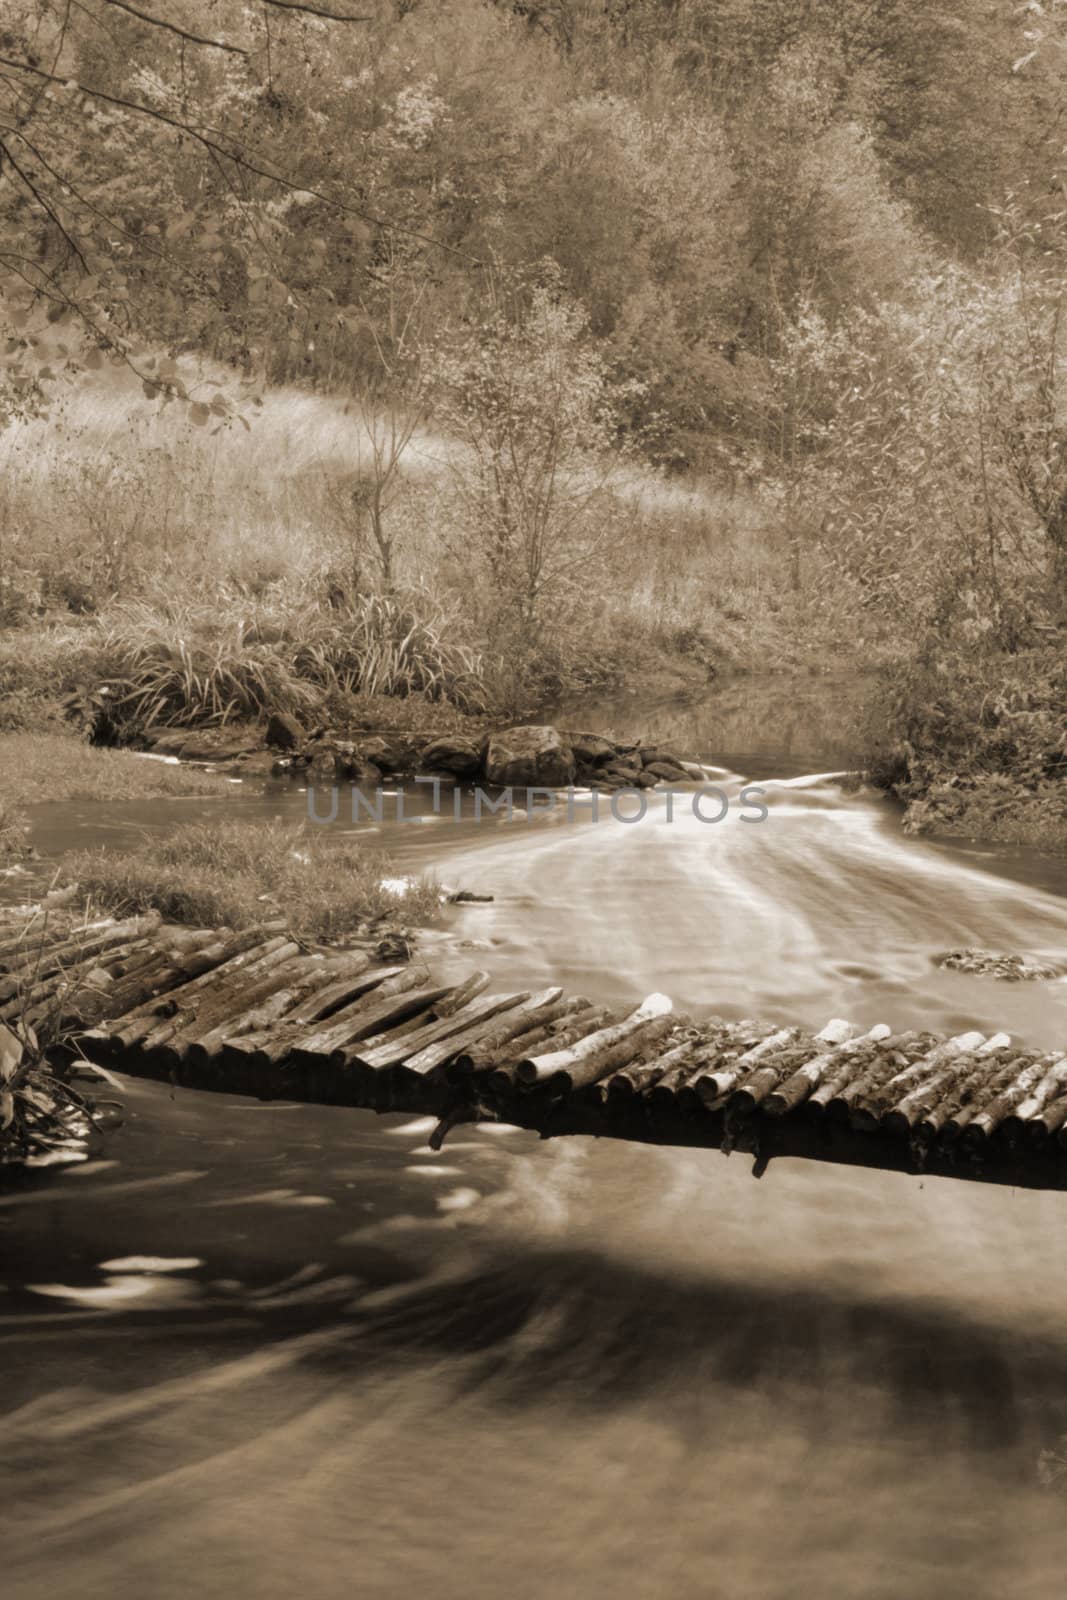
[63,819,440,941]
[860,645,1067,847]
[430,267,632,627]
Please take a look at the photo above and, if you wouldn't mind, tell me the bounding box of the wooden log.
[0,931,162,1020]
[517,994,673,1089]
[137,941,304,1059]
[881,1034,1012,1138]
[95,925,291,1052]
[1029,1089,1067,1144]
[910,1043,1008,1140]
[243,963,423,1065]
[939,1055,1023,1143]
[848,1033,985,1132]
[815,1030,920,1120]
[548,1014,676,1097]
[767,1024,895,1113]
[692,1027,800,1107]
[177,955,338,1070]
[207,953,394,1070]
[434,970,490,1018]
[366,992,534,1077]
[485,1007,614,1096]
[608,1035,703,1102]
[0,916,161,997]
[21,940,170,1029]
[473,998,593,1069]
[729,1020,852,1115]
[668,1023,773,1111]
[1001,1055,1067,1140]
[450,989,566,1076]
[648,1045,726,1111]
[288,969,450,1066]
[961,1053,1053,1146]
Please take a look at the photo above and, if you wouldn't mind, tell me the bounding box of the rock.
[937,948,1063,981]
[638,744,686,769]
[143,727,259,762]
[358,734,418,773]
[484,725,575,788]
[227,751,281,779]
[567,731,618,767]
[603,763,642,784]
[418,736,482,776]
[644,761,692,782]
[266,711,305,751]
[334,752,383,787]
[144,730,189,757]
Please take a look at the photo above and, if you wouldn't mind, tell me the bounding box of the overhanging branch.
[102,0,249,56]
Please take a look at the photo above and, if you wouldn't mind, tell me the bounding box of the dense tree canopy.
[0,0,1064,467]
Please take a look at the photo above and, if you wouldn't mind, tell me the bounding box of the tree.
[429,265,630,628]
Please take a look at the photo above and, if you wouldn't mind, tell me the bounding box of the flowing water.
[5,679,1067,1599]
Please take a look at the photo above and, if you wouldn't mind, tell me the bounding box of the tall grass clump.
[88,588,488,729]
[64,820,440,941]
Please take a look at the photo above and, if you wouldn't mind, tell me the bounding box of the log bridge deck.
[6,914,1067,1192]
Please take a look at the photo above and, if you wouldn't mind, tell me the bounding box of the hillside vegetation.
[1,1,1065,836]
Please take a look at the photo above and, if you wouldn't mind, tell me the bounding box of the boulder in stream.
[418,736,482,776]
[484,725,575,788]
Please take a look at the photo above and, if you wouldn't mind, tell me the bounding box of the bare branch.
[0,137,89,273]
[261,0,371,20]
[102,0,249,56]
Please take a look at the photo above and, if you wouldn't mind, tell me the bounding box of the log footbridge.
[6,915,1067,1192]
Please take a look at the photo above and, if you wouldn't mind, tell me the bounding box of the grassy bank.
[0,732,233,806]
[861,647,1067,850]
[0,371,882,741]
[63,819,439,943]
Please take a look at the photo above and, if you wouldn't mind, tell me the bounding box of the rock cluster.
[144,714,701,790]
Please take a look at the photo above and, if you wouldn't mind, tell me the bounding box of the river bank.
[861,646,1067,854]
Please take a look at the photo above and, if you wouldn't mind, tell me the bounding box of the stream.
[4,677,1067,1599]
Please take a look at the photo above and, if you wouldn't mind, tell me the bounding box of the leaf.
[84,347,104,370]
[143,379,161,400]
[1012,51,1038,72]
[190,402,210,426]
[0,1021,22,1084]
